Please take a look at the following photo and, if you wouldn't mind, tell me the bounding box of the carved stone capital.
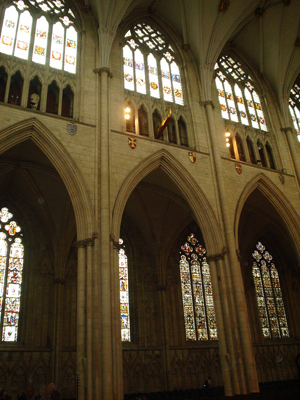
[200,100,215,110]
[110,234,121,250]
[219,0,230,13]
[280,127,293,134]
[82,5,91,13]
[182,44,190,51]
[93,67,113,78]
[76,236,96,247]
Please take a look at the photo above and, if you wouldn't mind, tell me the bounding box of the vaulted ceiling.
[86,0,300,119]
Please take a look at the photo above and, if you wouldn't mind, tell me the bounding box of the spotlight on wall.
[125,107,131,120]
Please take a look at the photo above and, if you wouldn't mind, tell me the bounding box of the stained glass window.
[0,207,24,342]
[0,1,77,73]
[252,241,289,339]
[289,76,300,142]
[119,239,130,342]
[123,23,184,105]
[215,55,268,131]
[179,233,218,341]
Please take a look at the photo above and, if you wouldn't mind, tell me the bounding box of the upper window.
[0,0,77,73]
[215,55,267,132]
[252,241,289,339]
[179,233,218,341]
[0,207,24,342]
[119,238,130,342]
[123,23,184,105]
[289,76,300,142]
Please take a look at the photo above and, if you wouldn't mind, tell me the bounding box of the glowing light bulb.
[125,107,131,113]
[225,132,230,137]
[226,143,230,147]
[125,114,130,120]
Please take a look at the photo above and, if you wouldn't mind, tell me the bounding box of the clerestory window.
[123,23,183,105]
[215,55,267,131]
[0,207,24,342]
[179,233,218,341]
[289,75,300,142]
[252,241,289,339]
[0,0,77,74]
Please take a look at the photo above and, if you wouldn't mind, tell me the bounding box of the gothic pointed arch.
[0,118,93,239]
[112,149,223,257]
[234,173,300,262]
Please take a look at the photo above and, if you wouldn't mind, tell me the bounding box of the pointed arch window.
[119,239,130,342]
[215,56,267,131]
[289,76,300,142]
[252,241,289,339]
[0,1,77,73]
[179,233,218,341]
[123,23,184,105]
[0,207,24,342]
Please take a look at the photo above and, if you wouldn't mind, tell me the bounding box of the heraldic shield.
[188,152,196,163]
[235,163,242,174]
[128,137,137,149]
[68,123,77,136]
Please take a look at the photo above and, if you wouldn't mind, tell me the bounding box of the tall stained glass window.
[252,241,289,339]
[179,233,218,341]
[123,23,184,105]
[214,55,267,131]
[119,239,130,342]
[0,1,77,73]
[289,76,300,142]
[0,207,24,342]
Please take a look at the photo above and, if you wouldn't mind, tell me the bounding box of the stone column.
[76,241,86,400]
[203,101,259,394]
[282,127,300,183]
[52,277,65,389]
[86,239,93,400]
[207,256,233,396]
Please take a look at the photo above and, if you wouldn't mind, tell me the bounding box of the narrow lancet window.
[119,239,130,342]
[0,207,24,342]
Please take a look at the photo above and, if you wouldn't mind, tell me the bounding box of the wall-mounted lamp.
[225,132,230,147]
[125,107,131,120]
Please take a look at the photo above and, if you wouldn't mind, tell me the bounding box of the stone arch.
[234,173,300,263]
[112,149,223,256]
[0,118,93,239]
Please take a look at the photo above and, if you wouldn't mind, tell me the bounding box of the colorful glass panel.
[252,241,289,339]
[0,207,24,342]
[0,6,19,56]
[180,233,218,341]
[215,78,229,119]
[224,80,238,122]
[123,45,134,91]
[64,26,77,73]
[161,58,173,102]
[253,91,267,131]
[50,21,64,69]
[32,16,48,65]
[14,10,32,60]
[119,239,130,342]
[148,53,160,98]
[245,88,259,129]
[235,84,249,125]
[135,49,146,95]
[171,62,183,105]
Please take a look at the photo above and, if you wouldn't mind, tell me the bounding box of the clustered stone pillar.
[282,127,300,184]
[203,100,259,395]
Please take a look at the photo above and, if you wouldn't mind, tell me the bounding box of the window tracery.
[252,241,289,339]
[0,206,24,342]
[0,1,77,73]
[119,238,130,342]
[123,23,188,145]
[289,77,300,141]
[215,55,267,131]
[179,233,218,341]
